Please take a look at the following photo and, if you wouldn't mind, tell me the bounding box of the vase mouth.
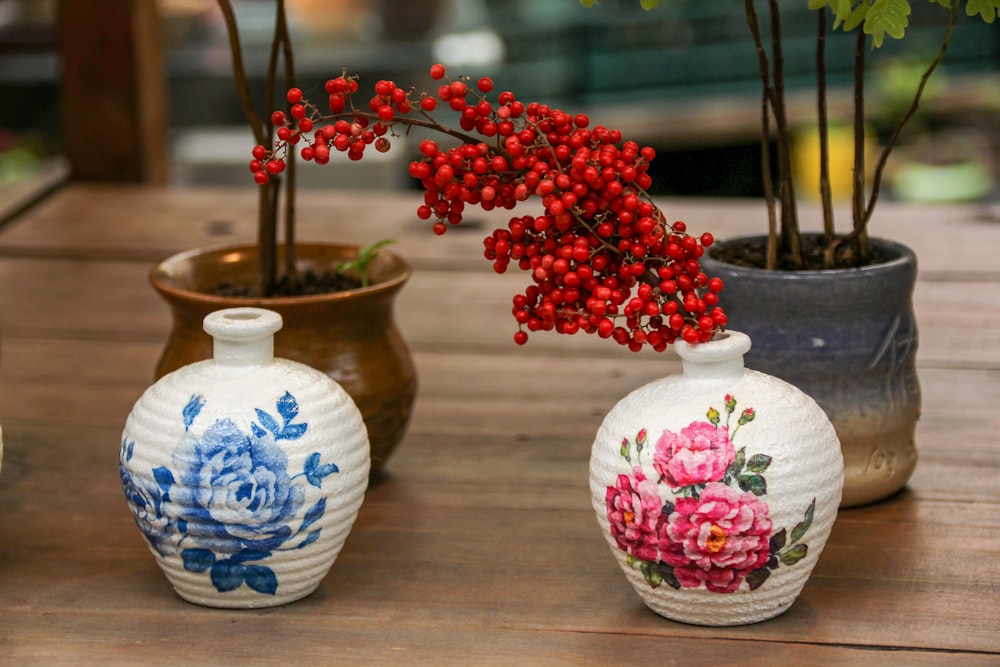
[149,241,412,306]
[704,234,916,277]
[675,330,751,363]
[203,307,283,341]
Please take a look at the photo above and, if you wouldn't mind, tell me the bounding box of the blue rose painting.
[120,391,340,596]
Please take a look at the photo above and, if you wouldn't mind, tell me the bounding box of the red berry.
[429,63,446,80]
[326,77,348,93]
[286,87,303,103]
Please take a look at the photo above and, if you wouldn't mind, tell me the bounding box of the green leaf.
[769,527,787,553]
[336,239,396,287]
[966,0,1000,21]
[746,566,771,591]
[790,498,817,544]
[726,447,747,479]
[864,0,912,47]
[639,559,662,588]
[841,1,871,31]
[659,562,681,590]
[779,543,810,566]
[833,0,859,19]
[644,561,680,590]
[828,0,867,29]
[738,473,767,496]
[746,453,772,474]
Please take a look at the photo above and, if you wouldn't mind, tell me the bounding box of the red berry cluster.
[252,64,727,350]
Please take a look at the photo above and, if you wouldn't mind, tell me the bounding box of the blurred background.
[1,0,997,204]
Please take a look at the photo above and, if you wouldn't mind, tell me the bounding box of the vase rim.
[149,241,412,306]
[703,234,916,277]
[203,307,283,341]
[675,329,751,363]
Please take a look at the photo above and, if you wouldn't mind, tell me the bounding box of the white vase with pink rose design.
[590,330,843,626]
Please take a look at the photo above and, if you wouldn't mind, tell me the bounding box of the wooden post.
[56,0,167,183]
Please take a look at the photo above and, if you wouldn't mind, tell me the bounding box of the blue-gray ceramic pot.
[701,235,920,507]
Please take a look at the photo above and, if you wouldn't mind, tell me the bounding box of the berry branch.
[252,65,727,351]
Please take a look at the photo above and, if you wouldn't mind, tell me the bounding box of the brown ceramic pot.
[150,242,417,480]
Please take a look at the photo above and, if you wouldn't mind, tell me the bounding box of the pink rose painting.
[606,467,661,562]
[653,421,734,488]
[606,395,816,594]
[660,482,772,593]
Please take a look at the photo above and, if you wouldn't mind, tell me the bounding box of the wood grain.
[0,185,997,664]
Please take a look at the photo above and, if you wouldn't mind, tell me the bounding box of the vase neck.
[203,308,283,367]
[675,331,751,383]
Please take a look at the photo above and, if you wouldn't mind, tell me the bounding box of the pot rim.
[703,234,916,277]
[149,241,412,306]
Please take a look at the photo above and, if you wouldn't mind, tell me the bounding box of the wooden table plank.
[1,416,997,657]
[1,184,998,278]
[1,185,998,664]
[2,255,1000,363]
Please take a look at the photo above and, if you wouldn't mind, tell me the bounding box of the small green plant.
[336,239,396,288]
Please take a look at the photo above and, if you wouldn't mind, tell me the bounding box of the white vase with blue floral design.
[121,307,370,608]
[590,331,844,626]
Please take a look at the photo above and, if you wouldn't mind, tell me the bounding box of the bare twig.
[215,0,265,146]
[275,0,298,278]
[744,0,779,270]
[816,6,835,251]
[767,0,800,268]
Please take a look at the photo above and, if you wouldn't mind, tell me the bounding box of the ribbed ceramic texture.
[121,313,369,608]
[590,332,843,626]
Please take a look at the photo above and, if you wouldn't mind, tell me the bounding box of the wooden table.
[0,184,998,665]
